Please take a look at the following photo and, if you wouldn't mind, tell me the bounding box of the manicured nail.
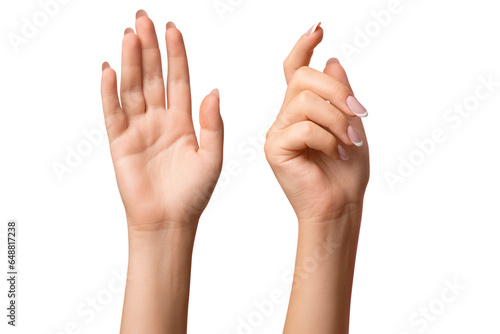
[326,57,339,66]
[102,62,110,71]
[166,21,176,30]
[136,9,148,19]
[124,27,134,35]
[346,95,368,117]
[306,22,321,36]
[211,88,219,98]
[338,145,349,161]
[347,125,363,147]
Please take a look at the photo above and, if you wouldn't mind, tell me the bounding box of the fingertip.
[323,57,354,93]
[101,66,117,94]
[122,29,140,49]
[136,9,148,19]
[283,24,323,82]
[346,96,368,118]
[338,145,349,161]
[101,64,116,83]
[326,57,339,66]
[166,21,176,30]
[200,91,222,127]
[165,21,182,42]
[305,22,321,36]
[347,125,364,147]
[124,27,135,36]
[211,88,219,99]
[199,89,224,158]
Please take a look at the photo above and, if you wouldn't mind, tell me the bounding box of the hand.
[265,24,369,224]
[100,10,223,230]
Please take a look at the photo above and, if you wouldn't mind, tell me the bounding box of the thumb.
[198,89,224,164]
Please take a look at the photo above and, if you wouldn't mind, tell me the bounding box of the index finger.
[283,22,323,84]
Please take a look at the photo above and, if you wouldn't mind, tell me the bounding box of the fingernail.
[211,88,219,98]
[305,22,321,36]
[136,9,148,19]
[346,96,368,117]
[166,21,176,30]
[124,27,134,35]
[338,145,349,161]
[102,62,110,71]
[347,125,363,147]
[326,57,339,66]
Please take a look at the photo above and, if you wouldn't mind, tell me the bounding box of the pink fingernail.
[346,95,368,117]
[326,57,339,66]
[211,88,219,98]
[306,22,321,36]
[124,27,134,35]
[347,125,363,147]
[338,145,349,161]
[136,10,148,19]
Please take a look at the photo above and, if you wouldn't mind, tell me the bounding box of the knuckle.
[334,110,348,126]
[331,82,349,99]
[283,57,290,70]
[264,135,274,156]
[265,127,272,141]
[296,90,314,105]
[300,122,315,136]
[288,66,309,88]
[295,66,309,79]
[264,140,270,154]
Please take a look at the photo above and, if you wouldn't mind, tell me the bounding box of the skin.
[265,26,370,333]
[101,11,366,332]
[100,10,223,334]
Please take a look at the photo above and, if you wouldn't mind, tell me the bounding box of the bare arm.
[265,24,369,333]
[100,10,223,334]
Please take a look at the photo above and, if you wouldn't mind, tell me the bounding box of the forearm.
[283,206,362,334]
[120,222,197,334]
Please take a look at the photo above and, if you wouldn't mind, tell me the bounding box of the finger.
[269,121,343,161]
[323,58,352,91]
[285,66,367,118]
[277,90,362,147]
[165,22,192,113]
[120,29,145,118]
[283,22,323,84]
[198,89,223,166]
[101,62,127,139]
[323,58,368,145]
[135,10,166,109]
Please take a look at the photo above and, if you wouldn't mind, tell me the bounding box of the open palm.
[101,12,223,229]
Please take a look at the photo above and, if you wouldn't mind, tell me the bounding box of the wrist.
[297,201,363,228]
[296,203,363,255]
[127,219,198,252]
[125,221,197,285]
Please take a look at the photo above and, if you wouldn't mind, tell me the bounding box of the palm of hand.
[109,109,219,228]
[276,137,369,222]
[101,17,223,229]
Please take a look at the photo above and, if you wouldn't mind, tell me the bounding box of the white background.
[1,0,500,333]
